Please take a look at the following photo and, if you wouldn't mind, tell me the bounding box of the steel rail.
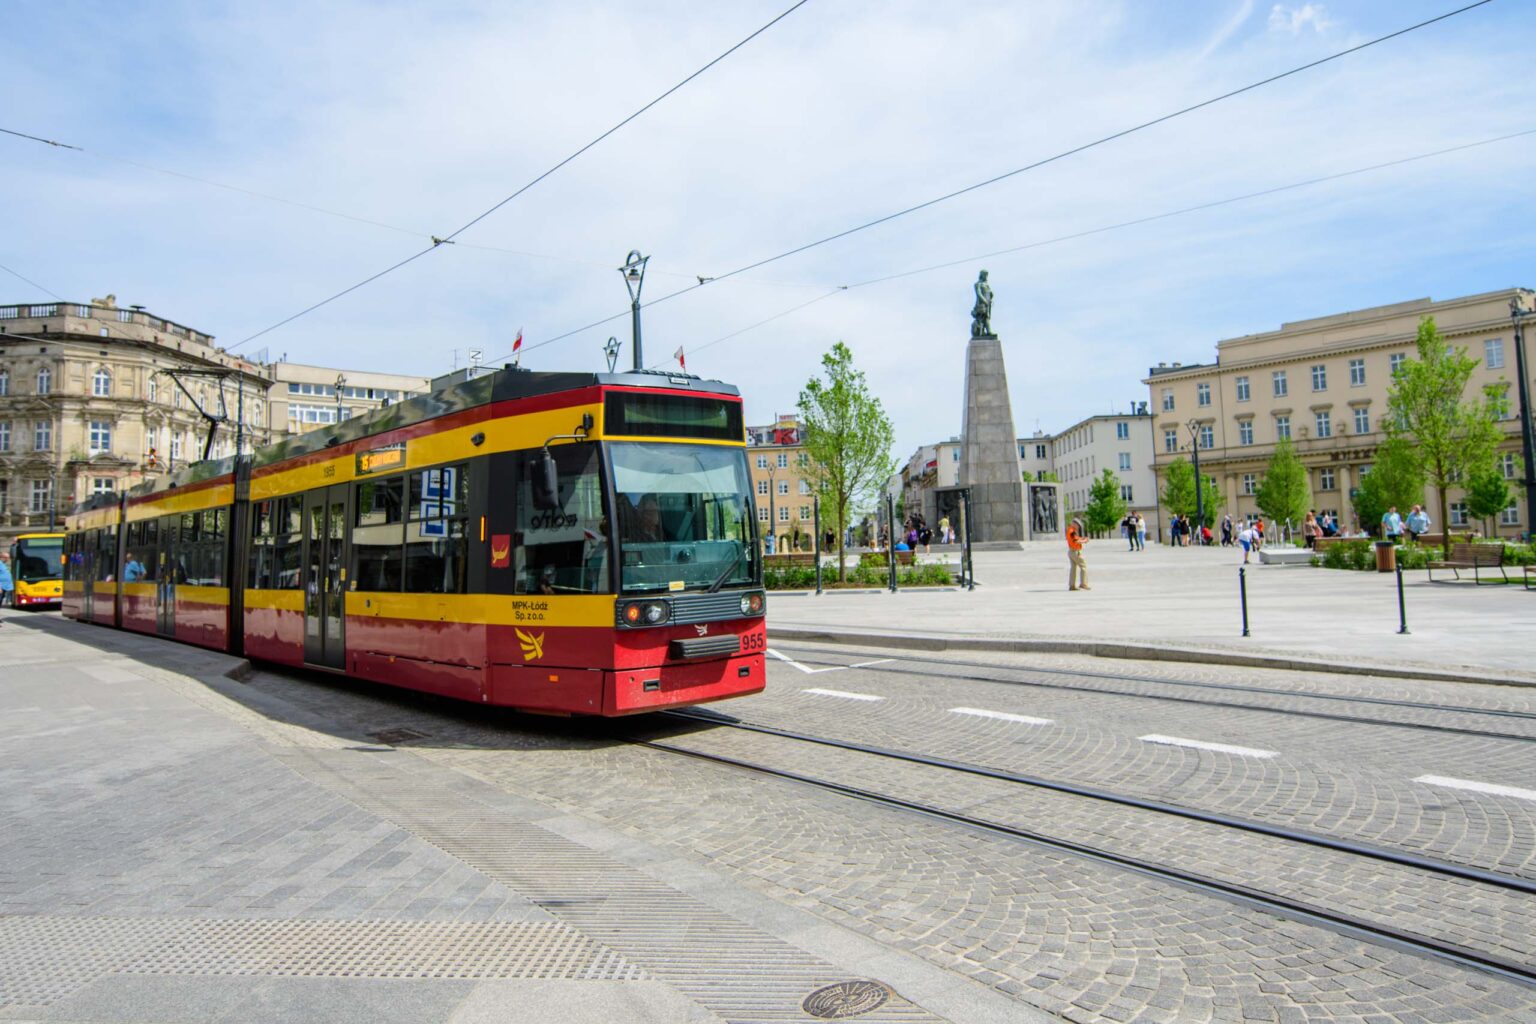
[640,730,1536,990]
[768,643,1536,742]
[663,707,1536,893]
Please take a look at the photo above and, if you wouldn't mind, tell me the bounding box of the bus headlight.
[740,592,765,616]
[621,600,670,626]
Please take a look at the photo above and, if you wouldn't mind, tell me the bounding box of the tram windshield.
[14,536,64,582]
[609,442,758,593]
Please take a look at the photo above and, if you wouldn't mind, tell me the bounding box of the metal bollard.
[962,489,975,591]
[1396,561,1410,634]
[813,496,823,595]
[886,494,898,593]
[1239,566,1251,637]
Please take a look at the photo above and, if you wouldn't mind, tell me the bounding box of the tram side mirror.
[532,451,560,510]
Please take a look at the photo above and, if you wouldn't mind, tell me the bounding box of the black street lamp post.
[1187,420,1205,537]
[766,463,776,555]
[1511,290,1536,541]
[621,251,649,371]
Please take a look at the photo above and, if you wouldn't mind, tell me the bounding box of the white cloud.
[1268,3,1333,35]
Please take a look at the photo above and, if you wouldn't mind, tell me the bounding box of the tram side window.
[403,464,468,594]
[272,497,303,589]
[139,519,159,581]
[248,500,273,588]
[96,526,118,582]
[514,443,609,595]
[123,520,153,582]
[353,476,405,592]
[203,509,227,586]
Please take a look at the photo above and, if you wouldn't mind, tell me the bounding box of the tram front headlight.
[622,600,670,626]
[740,592,765,616]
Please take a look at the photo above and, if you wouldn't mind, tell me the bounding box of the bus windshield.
[15,536,64,582]
[609,442,758,593]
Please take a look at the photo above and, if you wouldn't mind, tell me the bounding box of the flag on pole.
[512,328,524,366]
[674,346,685,371]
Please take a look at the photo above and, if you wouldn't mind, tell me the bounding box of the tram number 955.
[741,631,765,652]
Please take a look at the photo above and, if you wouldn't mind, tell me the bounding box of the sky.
[4,0,1534,462]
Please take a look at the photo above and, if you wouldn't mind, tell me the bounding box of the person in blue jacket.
[0,551,13,610]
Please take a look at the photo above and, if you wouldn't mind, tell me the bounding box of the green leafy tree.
[798,342,896,582]
[1161,457,1223,529]
[1253,437,1310,531]
[1084,468,1128,536]
[1352,437,1425,537]
[1464,459,1513,537]
[1386,317,1509,557]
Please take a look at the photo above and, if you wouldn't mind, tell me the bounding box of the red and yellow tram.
[63,368,767,715]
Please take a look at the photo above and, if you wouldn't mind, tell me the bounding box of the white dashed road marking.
[949,707,1053,726]
[1414,775,1536,803]
[1138,734,1277,759]
[801,688,885,702]
[768,650,895,675]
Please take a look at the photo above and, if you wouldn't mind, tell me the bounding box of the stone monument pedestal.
[958,334,1026,548]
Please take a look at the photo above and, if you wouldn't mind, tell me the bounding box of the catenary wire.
[222,0,813,351]
[504,123,1535,368]
[0,262,65,300]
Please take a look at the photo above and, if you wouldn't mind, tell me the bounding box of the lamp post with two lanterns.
[1510,289,1536,540]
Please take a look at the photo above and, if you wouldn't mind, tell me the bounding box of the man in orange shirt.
[1066,518,1090,591]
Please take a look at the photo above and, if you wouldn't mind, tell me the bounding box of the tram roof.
[250,366,739,471]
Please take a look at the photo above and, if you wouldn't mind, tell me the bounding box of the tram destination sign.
[356,443,407,475]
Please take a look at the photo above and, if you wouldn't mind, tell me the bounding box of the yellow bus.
[9,532,65,607]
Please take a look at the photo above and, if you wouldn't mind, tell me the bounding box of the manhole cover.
[802,980,892,1019]
[369,727,430,745]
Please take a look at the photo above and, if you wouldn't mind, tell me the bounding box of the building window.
[952,449,960,462]
[777,480,789,495]
[776,452,788,469]
[1485,338,1505,370]
[1450,502,1468,527]
[30,480,52,512]
[1354,407,1370,435]
[1163,429,1178,453]
[171,435,183,461]
[1242,473,1257,495]
[29,304,57,317]
[89,421,112,453]
[1390,352,1407,377]
[0,307,16,319]
[799,479,811,495]
[1196,425,1212,449]
[1018,444,1027,459]
[1349,359,1366,386]
[1320,468,1335,490]
[1235,376,1250,402]
[799,505,811,521]
[1035,444,1046,459]
[92,477,115,496]
[1196,382,1211,407]
[1119,484,1133,502]
[148,377,158,402]
[756,455,767,469]
[1275,415,1290,441]
[116,309,133,323]
[0,369,7,396]
[778,506,789,522]
[1501,452,1518,479]
[33,420,51,450]
[1501,501,1521,526]
[93,368,112,396]
[0,421,8,452]
[1116,421,1129,439]
[1161,388,1174,412]
[1315,410,1331,438]
[1238,420,1254,446]
[36,367,51,394]
[0,480,7,512]
[755,505,769,522]
[1272,370,1287,397]
[1311,364,1327,391]
[1118,452,1132,471]
[757,480,768,495]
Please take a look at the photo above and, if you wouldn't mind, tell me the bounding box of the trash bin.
[1374,540,1396,573]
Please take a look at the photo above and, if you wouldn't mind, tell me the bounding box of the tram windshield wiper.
[707,544,744,593]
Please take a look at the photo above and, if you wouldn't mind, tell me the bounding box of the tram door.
[303,485,349,669]
[156,517,177,637]
[79,537,95,621]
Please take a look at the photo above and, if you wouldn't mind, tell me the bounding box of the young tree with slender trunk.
[799,342,896,582]
[1352,436,1424,537]
[1254,437,1310,534]
[1464,459,1513,539]
[1385,317,1508,558]
[1084,468,1128,536]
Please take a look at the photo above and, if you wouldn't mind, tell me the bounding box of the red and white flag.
[512,328,524,365]
[674,346,685,371]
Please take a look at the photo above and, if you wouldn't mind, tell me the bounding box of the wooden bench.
[858,551,915,568]
[1524,565,1535,591]
[1427,542,1508,584]
[763,552,817,569]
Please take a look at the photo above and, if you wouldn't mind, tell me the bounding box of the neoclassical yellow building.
[1144,289,1531,538]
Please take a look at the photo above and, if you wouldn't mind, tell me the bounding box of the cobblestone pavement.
[1,614,1003,1024]
[744,643,1536,878]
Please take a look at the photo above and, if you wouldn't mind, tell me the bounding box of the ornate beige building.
[746,414,818,552]
[0,295,271,545]
[1144,289,1532,538]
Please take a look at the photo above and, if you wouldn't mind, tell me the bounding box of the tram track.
[768,642,1536,743]
[649,707,1536,989]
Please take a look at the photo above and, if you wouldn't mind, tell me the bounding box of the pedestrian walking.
[938,514,952,544]
[1381,505,1404,545]
[1406,505,1430,543]
[0,551,12,611]
[1122,512,1136,551]
[1066,517,1090,591]
[1135,513,1147,551]
[1238,522,1255,563]
[1221,514,1233,546]
[1302,511,1319,550]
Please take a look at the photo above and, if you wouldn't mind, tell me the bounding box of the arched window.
[93,368,112,397]
[36,366,51,394]
[0,369,8,396]
[148,377,157,402]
